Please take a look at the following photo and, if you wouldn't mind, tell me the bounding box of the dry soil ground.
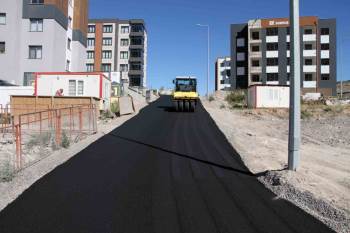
[202,91,350,233]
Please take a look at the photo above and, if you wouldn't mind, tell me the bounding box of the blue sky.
[90,0,350,95]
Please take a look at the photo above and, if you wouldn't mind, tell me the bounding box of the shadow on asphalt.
[109,133,256,177]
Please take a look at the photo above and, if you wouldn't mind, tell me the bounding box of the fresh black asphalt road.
[0,96,334,233]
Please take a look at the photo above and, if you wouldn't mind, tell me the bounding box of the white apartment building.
[215,57,231,91]
[86,19,148,87]
[0,0,88,86]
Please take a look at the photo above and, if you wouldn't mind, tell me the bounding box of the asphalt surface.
[0,96,334,233]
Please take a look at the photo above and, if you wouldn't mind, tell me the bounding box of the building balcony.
[321,50,329,59]
[321,65,330,74]
[303,34,317,42]
[266,51,278,58]
[266,66,279,73]
[129,56,144,63]
[303,65,316,73]
[249,39,262,44]
[266,36,278,43]
[129,44,144,49]
[249,51,262,58]
[303,81,316,88]
[129,70,143,75]
[303,50,316,57]
[321,35,330,44]
[250,66,262,73]
[130,30,145,36]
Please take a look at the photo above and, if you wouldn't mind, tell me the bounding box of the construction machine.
[172,77,199,112]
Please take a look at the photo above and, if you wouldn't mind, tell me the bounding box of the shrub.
[209,95,215,102]
[110,102,120,115]
[220,104,226,109]
[101,110,114,119]
[301,109,312,119]
[26,131,52,150]
[225,91,246,109]
[0,160,14,182]
[61,130,70,149]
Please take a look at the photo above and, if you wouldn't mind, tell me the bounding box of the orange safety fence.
[0,105,97,173]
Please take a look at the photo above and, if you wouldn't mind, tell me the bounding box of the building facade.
[230,16,336,96]
[86,19,148,87]
[215,57,231,91]
[0,0,88,86]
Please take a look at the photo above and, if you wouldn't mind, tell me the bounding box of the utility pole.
[288,0,301,171]
[197,24,210,99]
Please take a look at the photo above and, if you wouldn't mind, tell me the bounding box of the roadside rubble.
[202,91,350,233]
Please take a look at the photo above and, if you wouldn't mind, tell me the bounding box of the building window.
[120,64,128,72]
[87,51,94,59]
[251,75,260,82]
[86,64,94,72]
[321,28,329,35]
[101,64,111,72]
[266,58,278,66]
[121,26,129,34]
[286,27,290,35]
[287,58,290,65]
[304,44,313,50]
[321,59,330,65]
[321,74,330,80]
[68,17,72,28]
[286,42,290,50]
[251,45,260,52]
[304,29,313,35]
[321,44,329,50]
[266,43,278,51]
[78,81,84,95]
[304,59,313,65]
[102,38,112,46]
[252,60,260,67]
[266,28,278,36]
[30,19,43,32]
[267,73,278,81]
[120,51,128,59]
[87,38,95,47]
[130,49,142,58]
[131,24,144,32]
[88,25,95,33]
[66,60,70,71]
[29,46,42,59]
[305,74,313,81]
[130,75,141,86]
[103,25,113,33]
[30,0,44,4]
[130,62,142,70]
[0,13,6,25]
[69,80,76,96]
[0,42,5,54]
[102,50,112,59]
[23,72,35,86]
[67,38,71,50]
[251,31,260,40]
[131,37,143,45]
[237,38,245,47]
[121,39,129,46]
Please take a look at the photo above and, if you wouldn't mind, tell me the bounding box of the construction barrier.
[0,105,97,178]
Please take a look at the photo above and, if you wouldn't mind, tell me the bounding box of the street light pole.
[197,24,210,99]
[288,0,301,171]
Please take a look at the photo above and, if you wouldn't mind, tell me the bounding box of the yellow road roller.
[172,77,199,112]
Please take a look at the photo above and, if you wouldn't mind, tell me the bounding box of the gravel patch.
[259,171,350,233]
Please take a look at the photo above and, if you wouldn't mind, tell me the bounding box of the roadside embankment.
[202,91,350,233]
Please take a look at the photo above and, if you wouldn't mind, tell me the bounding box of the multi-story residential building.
[230,16,336,96]
[215,57,231,91]
[0,0,88,86]
[86,19,147,87]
